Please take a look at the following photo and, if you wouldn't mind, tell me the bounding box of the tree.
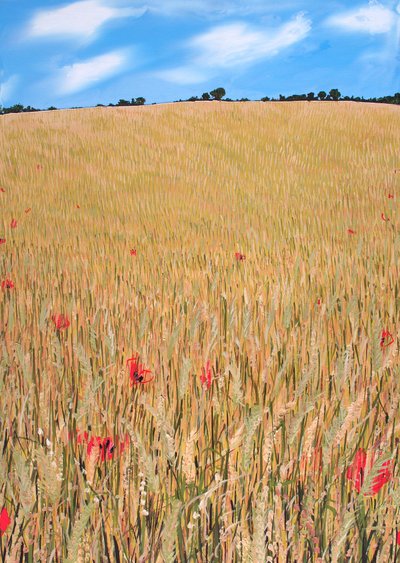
[210,87,226,101]
[132,97,145,105]
[307,92,315,101]
[318,91,327,100]
[261,96,270,102]
[201,92,210,100]
[329,88,341,101]
[117,99,130,106]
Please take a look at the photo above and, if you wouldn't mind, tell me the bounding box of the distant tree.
[261,96,270,102]
[329,88,341,101]
[132,97,145,105]
[279,95,286,101]
[117,99,130,106]
[47,106,57,111]
[96,104,105,107]
[307,92,315,101]
[210,87,226,100]
[187,96,199,102]
[201,92,210,100]
[318,91,327,100]
[4,104,24,114]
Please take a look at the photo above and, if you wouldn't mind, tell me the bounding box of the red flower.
[0,188,5,193]
[1,279,14,290]
[25,208,31,214]
[346,449,393,495]
[77,430,88,444]
[36,164,42,171]
[76,204,80,209]
[52,314,70,331]
[235,252,246,261]
[346,448,367,493]
[380,330,395,348]
[130,249,137,256]
[83,434,129,462]
[0,507,11,535]
[397,531,400,546]
[347,229,356,235]
[381,213,389,222]
[10,219,17,229]
[200,360,212,390]
[371,459,392,494]
[317,298,321,306]
[0,239,6,245]
[127,354,153,385]
[388,194,394,199]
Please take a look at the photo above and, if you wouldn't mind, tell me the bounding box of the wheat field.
[0,101,400,561]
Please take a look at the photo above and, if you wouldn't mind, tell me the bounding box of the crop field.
[0,101,400,561]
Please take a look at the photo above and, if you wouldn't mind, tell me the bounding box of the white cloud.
[326,2,396,34]
[156,13,311,84]
[56,51,127,94]
[28,0,145,40]
[0,75,19,104]
[191,15,311,68]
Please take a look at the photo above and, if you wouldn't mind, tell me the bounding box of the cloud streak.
[28,0,145,40]
[55,50,128,94]
[157,13,311,84]
[326,2,396,34]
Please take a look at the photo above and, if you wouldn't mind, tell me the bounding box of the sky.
[1,0,400,108]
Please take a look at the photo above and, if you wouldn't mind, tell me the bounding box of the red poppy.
[317,298,321,306]
[10,219,17,229]
[1,279,14,290]
[83,433,129,461]
[0,239,5,245]
[77,430,88,444]
[346,448,367,493]
[397,531,400,546]
[388,194,394,199]
[381,213,389,222]
[130,249,137,256]
[235,252,246,261]
[127,354,153,385]
[200,360,212,390]
[0,188,5,193]
[346,448,393,495]
[0,507,11,535]
[76,204,80,209]
[347,229,356,235]
[371,459,392,494]
[25,208,31,214]
[380,330,395,348]
[52,314,70,331]
[36,164,42,171]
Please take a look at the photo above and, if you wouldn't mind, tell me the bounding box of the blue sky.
[1,0,400,108]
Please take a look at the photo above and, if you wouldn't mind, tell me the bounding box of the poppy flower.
[25,208,31,214]
[0,188,5,193]
[52,314,70,331]
[388,194,394,199]
[1,279,14,290]
[380,330,394,348]
[397,531,400,546]
[76,204,80,209]
[130,249,137,256]
[36,164,42,171]
[0,507,11,535]
[87,436,115,462]
[77,430,89,444]
[381,213,389,222]
[0,239,5,245]
[235,252,246,261]
[346,448,393,495]
[346,448,367,493]
[317,298,321,306]
[127,355,153,385]
[347,229,356,235]
[10,219,17,229]
[200,360,212,390]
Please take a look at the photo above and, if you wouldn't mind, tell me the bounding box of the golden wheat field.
[0,101,400,561]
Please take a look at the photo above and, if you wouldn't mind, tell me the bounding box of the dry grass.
[0,101,400,561]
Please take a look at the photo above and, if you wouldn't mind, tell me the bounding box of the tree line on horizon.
[1,87,400,115]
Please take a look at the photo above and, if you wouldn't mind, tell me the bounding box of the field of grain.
[0,101,400,561]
